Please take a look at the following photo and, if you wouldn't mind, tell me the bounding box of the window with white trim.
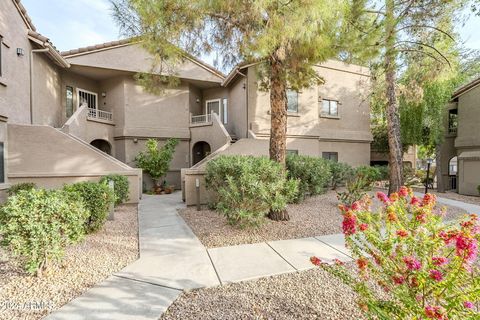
[287,90,298,113]
[320,99,338,117]
[222,98,228,124]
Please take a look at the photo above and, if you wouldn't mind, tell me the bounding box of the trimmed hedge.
[7,182,37,196]
[205,155,298,227]
[286,154,331,202]
[63,182,114,233]
[0,189,88,275]
[99,174,130,206]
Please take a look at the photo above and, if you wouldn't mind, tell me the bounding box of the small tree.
[135,138,178,190]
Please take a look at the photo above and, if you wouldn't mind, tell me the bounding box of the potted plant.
[135,138,178,194]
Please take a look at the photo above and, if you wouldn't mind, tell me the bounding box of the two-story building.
[439,77,480,196]
[1,0,372,203]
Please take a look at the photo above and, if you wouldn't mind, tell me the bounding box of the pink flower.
[359,223,368,231]
[464,301,474,309]
[350,201,360,211]
[342,212,357,236]
[399,186,409,197]
[422,193,436,207]
[432,256,449,266]
[456,234,478,264]
[429,269,443,281]
[333,258,344,266]
[410,196,421,206]
[389,192,399,202]
[403,256,422,271]
[376,192,389,204]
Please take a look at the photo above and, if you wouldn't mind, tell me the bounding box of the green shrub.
[63,182,114,233]
[374,165,389,181]
[337,166,381,206]
[286,154,331,202]
[7,182,36,196]
[205,155,298,227]
[0,189,88,276]
[329,162,354,190]
[99,174,129,206]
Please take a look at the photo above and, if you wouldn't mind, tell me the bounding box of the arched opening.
[192,141,211,165]
[448,156,458,190]
[90,139,112,155]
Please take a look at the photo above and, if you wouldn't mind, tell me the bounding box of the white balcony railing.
[190,113,212,125]
[88,108,113,122]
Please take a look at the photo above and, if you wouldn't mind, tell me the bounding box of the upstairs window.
[321,99,338,117]
[322,152,338,162]
[448,109,458,135]
[287,90,298,113]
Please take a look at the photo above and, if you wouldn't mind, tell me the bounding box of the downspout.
[29,48,49,125]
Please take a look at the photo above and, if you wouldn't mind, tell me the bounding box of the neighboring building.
[439,77,480,196]
[371,145,418,169]
[1,0,372,204]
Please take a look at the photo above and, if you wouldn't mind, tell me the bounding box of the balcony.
[88,108,113,123]
[190,113,212,127]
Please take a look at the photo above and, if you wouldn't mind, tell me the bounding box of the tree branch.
[394,40,452,67]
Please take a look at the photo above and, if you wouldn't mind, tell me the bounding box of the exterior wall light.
[16,48,25,56]
[133,138,138,143]
[196,98,200,103]
[102,92,106,97]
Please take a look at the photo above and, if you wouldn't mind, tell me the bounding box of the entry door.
[206,99,221,117]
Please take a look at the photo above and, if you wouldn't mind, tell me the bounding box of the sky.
[22,0,480,64]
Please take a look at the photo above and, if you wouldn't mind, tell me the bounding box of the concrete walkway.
[47,193,352,320]
[414,192,480,214]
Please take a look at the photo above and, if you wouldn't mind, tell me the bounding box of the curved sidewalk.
[46,193,352,320]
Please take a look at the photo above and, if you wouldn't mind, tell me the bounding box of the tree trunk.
[435,143,445,193]
[268,209,289,221]
[269,48,288,167]
[385,0,403,194]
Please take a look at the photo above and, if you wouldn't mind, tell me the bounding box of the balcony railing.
[88,108,113,122]
[448,126,457,135]
[191,113,212,125]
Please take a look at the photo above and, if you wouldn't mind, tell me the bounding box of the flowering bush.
[313,187,480,319]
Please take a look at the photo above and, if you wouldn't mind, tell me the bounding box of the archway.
[192,141,211,165]
[90,139,112,155]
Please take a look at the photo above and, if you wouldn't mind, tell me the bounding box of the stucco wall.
[0,0,36,124]
[8,124,141,202]
[227,76,248,139]
[455,86,480,149]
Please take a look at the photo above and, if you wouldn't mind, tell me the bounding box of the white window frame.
[205,98,221,118]
[222,98,228,124]
[77,88,98,109]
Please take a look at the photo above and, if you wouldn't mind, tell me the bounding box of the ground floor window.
[322,152,338,162]
[286,149,298,156]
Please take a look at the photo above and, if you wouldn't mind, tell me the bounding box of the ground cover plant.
[313,187,480,319]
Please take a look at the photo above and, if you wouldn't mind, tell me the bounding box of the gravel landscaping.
[162,264,366,320]
[180,190,469,248]
[0,204,139,320]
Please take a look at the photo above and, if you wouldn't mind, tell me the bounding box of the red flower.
[432,256,448,266]
[392,274,405,285]
[403,256,422,271]
[350,201,360,211]
[399,186,409,197]
[310,256,322,266]
[357,257,368,270]
[422,193,436,207]
[429,269,443,281]
[342,212,357,236]
[410,277,419,287]
[425,305,447,319]
[396,229,408,238]
[333,258,344,266]
[359,223,368,231]
[410,196,421,206]
[455,234,478,264]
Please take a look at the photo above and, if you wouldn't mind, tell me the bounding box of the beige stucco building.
[1,0,372,204]
[439,78,480,196]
